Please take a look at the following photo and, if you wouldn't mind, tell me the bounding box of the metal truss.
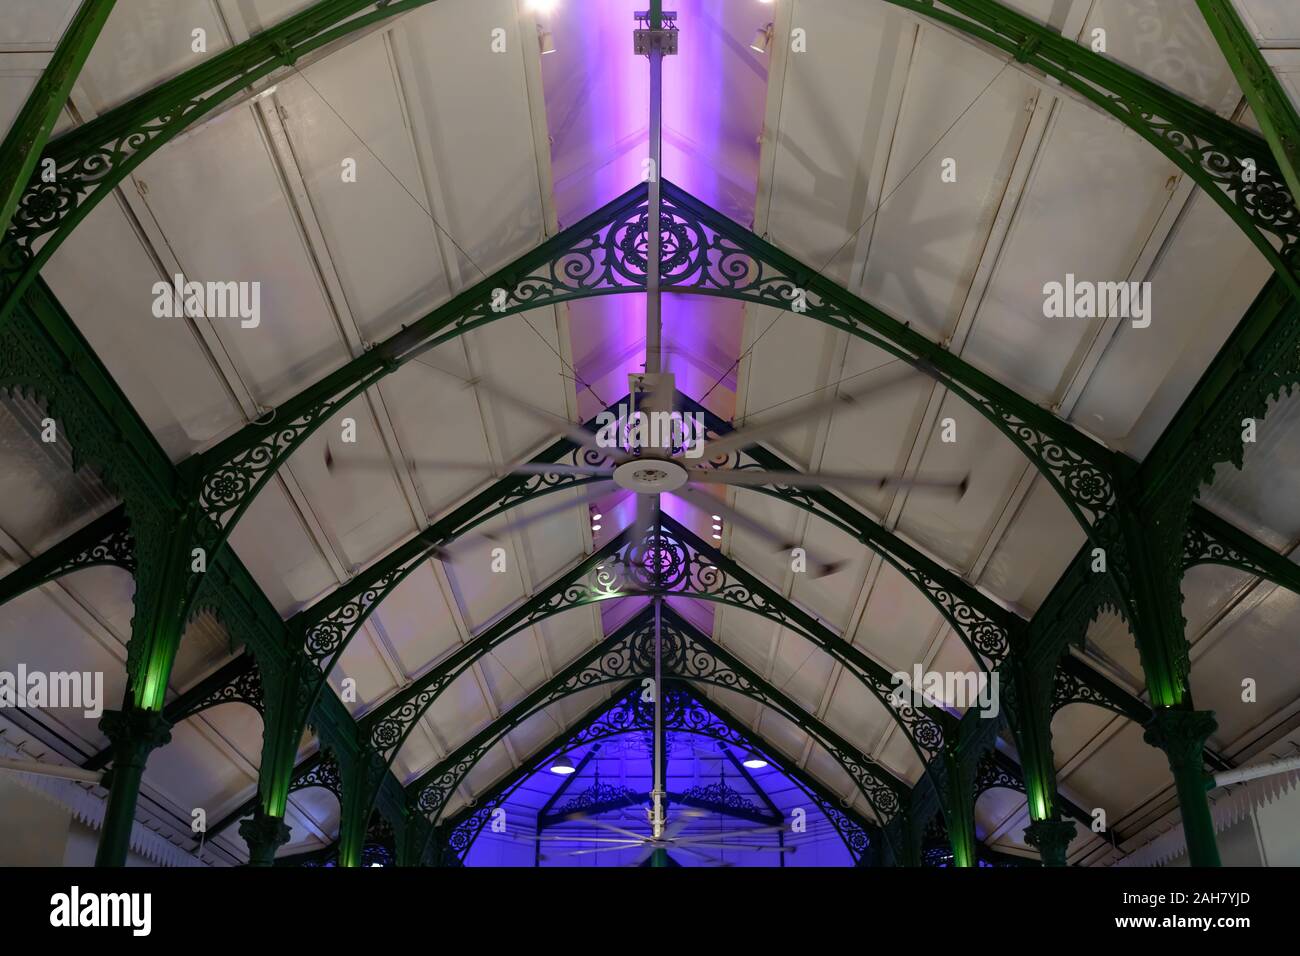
[4,0,1297,868]
[885,0,1300,297]
[0,1,447,325]
[432,681,879,868]
[0,1,117,234]
[359,512,950,802]
[1196,0,1300,202]
[404,604,907,829]
[0,505,133,605]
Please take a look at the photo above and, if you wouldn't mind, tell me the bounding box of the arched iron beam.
[0,504,134,605]
[405,603,907,827]
[0,0,117,234]
[82,653,263,772]
[359,512,952,796]
[167,179,1125,570]
[6,0,1292,339]
[433,681,880,868]
[878,0,1300,296]
[0,0,449,326]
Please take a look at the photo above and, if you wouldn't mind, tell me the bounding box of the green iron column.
[1005,655,1074,866]
[243,663,314,865]
[94,706,172,866]
[239,807,292,867]
[1144,709,1220,867]
[338,752,381,867]
[1024,818,1077,868]
[942,750,978,868]
[1119,507,1221,866]
[96,516,198,866]
[401,815,434,867]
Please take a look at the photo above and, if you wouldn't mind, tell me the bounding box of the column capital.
[240,807,292,866]
[99,706,172,767]
[1024,818,1077,866]
[1143,708,1217,770]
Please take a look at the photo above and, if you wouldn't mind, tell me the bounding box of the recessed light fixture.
[526,0,558,13]
[550,755,576,774]
[750,22,774,54]
[591,523,602,532]
[592,513,603,521]
[711,514,722,521]
[538,23,556,55]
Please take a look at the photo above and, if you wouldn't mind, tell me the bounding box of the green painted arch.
[433,682,881,867]
[361,523,949,795]
[405,608,906,828]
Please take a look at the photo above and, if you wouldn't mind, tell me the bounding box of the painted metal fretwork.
[405,605,907,830]
[885,0,1300,297]
[434,682,878,867]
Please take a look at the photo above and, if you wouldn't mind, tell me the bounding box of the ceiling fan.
[322,6,966,581]
[526,804,794,867]
[324,364,968,579]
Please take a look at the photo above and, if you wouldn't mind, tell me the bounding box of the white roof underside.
[3,0,1300,866]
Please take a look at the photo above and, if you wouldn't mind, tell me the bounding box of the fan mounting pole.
[635,3,676,866]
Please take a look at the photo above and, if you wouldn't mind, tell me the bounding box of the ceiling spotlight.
[549,755,576,775]
[742,752,769,769]
[537,23,556,55]
[751,22,774,54]
[711,514,722,521]
[526,0,558,13]
[592,513,603,521]
[712,533,722,540]
[711,524,722,531]
[591,524,602,532]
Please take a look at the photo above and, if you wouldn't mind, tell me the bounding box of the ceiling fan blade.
[564,842,648,857]
[567,817,648,842]
[673,486,846,578]
[676,845,734,867]
[670,823,788,842]
[429,480,617,562]
[673,842,796,852]
[660,807,706,842]
[325,450,614,480]
[691,467,969,497]
[630,843,656,866]
[701,367,919,460]
[518,835,641,844]
[462,374,631,464]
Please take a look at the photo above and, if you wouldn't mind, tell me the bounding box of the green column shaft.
[944,754,978,868]
[1145,709,1221,867]
[1118,508,1221,865]
[94,707,171,867]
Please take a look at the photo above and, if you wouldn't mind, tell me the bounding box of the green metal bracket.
[0,0,117,235]
[404,604,907,828]
[433,681,881,867]
[884,0,1300,297]
[1197,0,1300,203]
[0,0,446,326]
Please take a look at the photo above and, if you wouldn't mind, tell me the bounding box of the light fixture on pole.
[549,754,576,774]
[537,22,556,55]
[750,22,774,54]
